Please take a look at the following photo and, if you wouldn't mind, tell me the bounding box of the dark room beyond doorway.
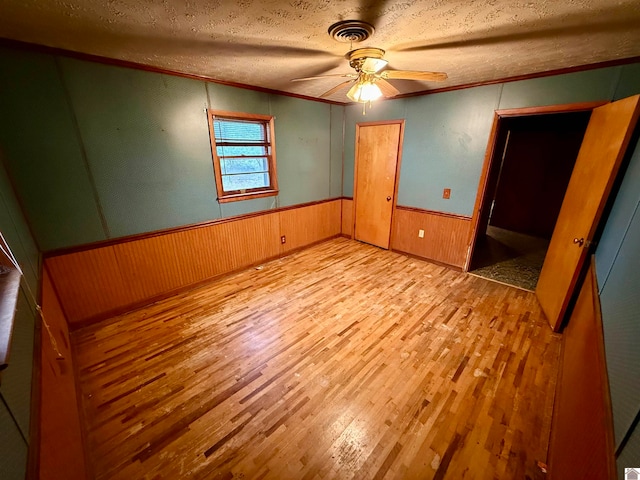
[470,111,592,290]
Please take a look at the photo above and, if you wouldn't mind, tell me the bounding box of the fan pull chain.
[23,280,65,361]
[38,306,64,360]
[361,100,375,116]
[24,277,65,361]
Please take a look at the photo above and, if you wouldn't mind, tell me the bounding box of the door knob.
[386,196,392,201]
[573,237,584,247]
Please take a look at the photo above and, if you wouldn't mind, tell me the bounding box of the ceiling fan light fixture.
[361,57,388,74]
[347,79,383,103]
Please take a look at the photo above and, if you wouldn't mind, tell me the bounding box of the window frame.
[207,109,279,203]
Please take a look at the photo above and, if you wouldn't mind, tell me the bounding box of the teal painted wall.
[497,67,620,109]
[0,46,343,251]
[596,142,640,288]
[591,62,640,475]
[598,192,640,460]
[330,105,344,198]
[270,95,333,207]
[343,86,501,214]
[59,58,218,239]
[342,64,628,216]
[0,48,107,249]
[599,149,640,477]
[400,85,501,215]
[0,160,40,480]
[617,422,640,477]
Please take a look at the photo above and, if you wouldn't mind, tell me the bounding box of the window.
[207,110,278,203]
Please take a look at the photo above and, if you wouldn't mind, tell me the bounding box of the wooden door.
[548,259,616,479]
[354,122,403,249]
[536,95,640,331]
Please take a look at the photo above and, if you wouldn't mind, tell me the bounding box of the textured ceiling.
[1,0,640,103]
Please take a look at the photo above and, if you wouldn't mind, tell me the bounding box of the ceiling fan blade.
[376,79,400,98]
[101,31,337,59]
[382,70,448,82]
[320,80,356,98]
[291,73,357,82]
[208,43,331,58]
[394,8,640,53]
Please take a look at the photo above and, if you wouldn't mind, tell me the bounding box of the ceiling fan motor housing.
[348,47,386,72]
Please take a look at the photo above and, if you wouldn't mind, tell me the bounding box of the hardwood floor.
[73,237,561,479]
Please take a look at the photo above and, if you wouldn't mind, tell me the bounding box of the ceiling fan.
[291,21,448,104]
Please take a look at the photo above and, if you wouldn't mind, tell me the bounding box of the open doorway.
[469,111,591,290]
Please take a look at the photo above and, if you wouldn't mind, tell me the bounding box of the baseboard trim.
[391,248,463,272]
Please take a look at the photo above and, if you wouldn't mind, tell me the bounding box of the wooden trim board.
[465,101,608,271]
[395,205,472,221]
[0,39,343,106]
[548,258,617,479]
[45,197,342,258]
[38,269,89,480]
[3,38,639,106]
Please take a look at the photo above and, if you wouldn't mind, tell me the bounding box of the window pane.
[209,112,277,200]
[214,119,265,143]
[216,145,267,157]
[220,157,269,175]
[222,173,270,191]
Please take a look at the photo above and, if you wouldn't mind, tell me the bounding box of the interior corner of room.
[0,23,640,480]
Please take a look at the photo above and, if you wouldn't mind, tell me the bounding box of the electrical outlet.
[281,235,286,244]
[443,188,451,199]
[418,229,424,238]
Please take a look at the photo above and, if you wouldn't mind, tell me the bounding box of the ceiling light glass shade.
[347,80,383,103]
[361,57,388,73]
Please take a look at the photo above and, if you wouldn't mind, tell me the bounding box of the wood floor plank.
[73,238,561,479]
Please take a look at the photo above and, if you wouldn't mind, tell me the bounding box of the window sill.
[218,189,279,204]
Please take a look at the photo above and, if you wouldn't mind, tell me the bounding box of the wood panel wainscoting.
[548,258,617,479]
[391,206,471,269]
[280,200,341,253]
[341,198,353,237]
[44,199,341,326]
[39,269,88,479]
